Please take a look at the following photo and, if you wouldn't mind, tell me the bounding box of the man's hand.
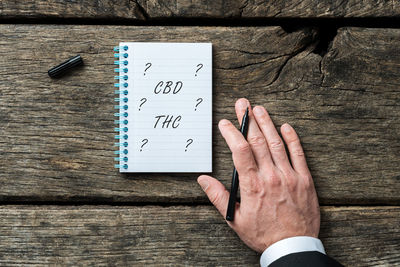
[197,98,320,253]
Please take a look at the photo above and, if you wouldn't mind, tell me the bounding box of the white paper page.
[118,42,212,172]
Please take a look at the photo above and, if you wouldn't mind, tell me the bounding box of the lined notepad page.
[119,42,212,172]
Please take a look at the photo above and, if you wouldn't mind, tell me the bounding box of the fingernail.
[253,106,263,115]
[237,98,248,109]
[219,119,230,126]
[197,177,209,191]
[282,123,292,133]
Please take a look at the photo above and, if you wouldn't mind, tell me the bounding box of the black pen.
[226,107,249,221]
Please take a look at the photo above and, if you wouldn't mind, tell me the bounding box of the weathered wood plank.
[0,25,399,204]
[138,0,400,19]
[0,0,145,20]
[1,0,399,20]
[0,206,398,266]
[240,0,400,18]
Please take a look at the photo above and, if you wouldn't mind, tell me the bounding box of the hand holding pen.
[197,98,320,253]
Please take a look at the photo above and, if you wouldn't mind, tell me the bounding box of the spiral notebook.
[114,42,212,173]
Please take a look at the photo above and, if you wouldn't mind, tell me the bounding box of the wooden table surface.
[0,1,399,266]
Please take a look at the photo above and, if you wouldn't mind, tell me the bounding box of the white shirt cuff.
[260,236,326,267]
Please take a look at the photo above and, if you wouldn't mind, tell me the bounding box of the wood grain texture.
[1,0,399,20]
[0,25,399,204]
[0,0,145,20]
[137,0,400,19]
[240,0,400,18]
[0,205,398,266]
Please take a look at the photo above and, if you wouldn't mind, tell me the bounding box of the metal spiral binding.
[114,45,129,170]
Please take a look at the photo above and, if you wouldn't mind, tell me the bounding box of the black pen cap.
[48,55,84,78]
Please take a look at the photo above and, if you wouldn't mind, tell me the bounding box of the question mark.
[194,98,203,111]
[185,139,193,152]
[139,98,147,111]
[195,63,203,77]
[144,63,152,76]
[140,138,148,152]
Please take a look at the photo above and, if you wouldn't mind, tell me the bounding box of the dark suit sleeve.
[269,251,344,267]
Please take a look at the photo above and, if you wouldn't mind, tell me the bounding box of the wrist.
[260,236,325,267]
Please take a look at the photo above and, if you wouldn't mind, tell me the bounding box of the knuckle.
[243,184,259,195]
[248,135,266,147]
[255,182,267,197]
[245,165,258,175]
[236,141,251,153]
[266,173,281,186]
[293,148,305,157]
[209,191,224,206]
[269,139,284,151]
[258,187,267,198]
[242,178,262,195]
[302,175,313,189]
[285,175,298,191]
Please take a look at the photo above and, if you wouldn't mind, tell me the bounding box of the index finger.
[218,119,258,190]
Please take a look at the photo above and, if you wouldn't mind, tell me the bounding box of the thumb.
[197,175,230,217]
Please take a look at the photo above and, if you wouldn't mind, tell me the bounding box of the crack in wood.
[239,0,249,17]
[266,38,318,87]
[131,0,149,20]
